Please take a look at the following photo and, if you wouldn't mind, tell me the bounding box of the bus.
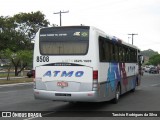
[33,26,143,103]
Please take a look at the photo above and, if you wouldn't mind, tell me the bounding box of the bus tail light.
[33,70,35,78]
[93,70,99,91]
[33,70,36,89]
[93,70,98,79]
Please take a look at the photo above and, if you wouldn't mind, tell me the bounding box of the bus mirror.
[138,55,144,64]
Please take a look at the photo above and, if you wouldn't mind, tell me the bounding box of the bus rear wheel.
[111,84,121,104]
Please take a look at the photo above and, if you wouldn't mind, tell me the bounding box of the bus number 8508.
[36,56,49,62]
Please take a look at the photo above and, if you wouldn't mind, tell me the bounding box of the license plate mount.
[57,81,68,88]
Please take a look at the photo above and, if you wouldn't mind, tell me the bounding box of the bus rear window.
[39,27,89,55]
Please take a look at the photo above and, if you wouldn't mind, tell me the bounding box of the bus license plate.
[57,81,68,87]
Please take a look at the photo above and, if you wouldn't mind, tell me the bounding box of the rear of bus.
[33,26,100,102]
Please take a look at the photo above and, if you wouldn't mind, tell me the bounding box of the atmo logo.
[43,71,84,77]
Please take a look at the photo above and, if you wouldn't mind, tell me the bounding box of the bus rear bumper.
[34,89,99,102]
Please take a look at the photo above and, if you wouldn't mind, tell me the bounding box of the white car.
[144,66,151,72]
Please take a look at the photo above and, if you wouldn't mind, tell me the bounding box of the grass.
[0,72,15,77]
[0,78,33,85]
[0,70,28,78]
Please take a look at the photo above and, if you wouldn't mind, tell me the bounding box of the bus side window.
[115,44,119,62]
[109,43,114,62]
[99,37,105,62]
[119,46,123,62]
[134,50,137,62]
[124,47,128,62]
[123,48,125,62]
[121,47,124,62]
[130,48,133,62]
[105,41,110,62]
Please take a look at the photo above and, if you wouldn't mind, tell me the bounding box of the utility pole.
[128,33,138,45]
[53,10,69,26]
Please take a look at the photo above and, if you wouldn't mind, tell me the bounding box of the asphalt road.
[0,73,160,120]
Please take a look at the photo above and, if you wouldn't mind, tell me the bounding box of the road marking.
[23,111,56,120]
[151,83,160,87]
[0,82,33,87]
[0,90,18,94]
[137,83,160,90]
[42,111,57,117]
[23,117,38,120]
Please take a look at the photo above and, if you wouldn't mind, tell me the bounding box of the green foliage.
[149,54,160,66]
[0,11,50,52]
[141,49,159,65]
[0,16,31,51]
[141,49,159,58]
[0,11,50,76]
[1,49,33,66]
[0,29,31,52]
[13,11,50,40]
[1,49,33,76]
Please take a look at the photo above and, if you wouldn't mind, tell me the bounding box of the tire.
[28,75,31,78]
[131,79,136,92]
[111,84,121,104]
[130,87,135,92]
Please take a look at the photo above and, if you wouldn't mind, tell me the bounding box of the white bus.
[33,26,143,103]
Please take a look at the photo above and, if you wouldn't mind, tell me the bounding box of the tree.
[0,49,12,80]
[0,11,50,76]
[0,16,32,51]
[141,49,159,65]
[0,11,50,51]
[149,54,160,66]
[0,49,33,77]
[13,50,33,76]
[13,11,50,41]
[141,49,159,58]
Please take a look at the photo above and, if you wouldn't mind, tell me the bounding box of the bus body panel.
[35,65,93,92]
[34,90,99,102]
[34,26,100,102]
[98,62,138,101]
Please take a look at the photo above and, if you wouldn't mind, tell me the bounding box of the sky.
[0,0,160,53]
